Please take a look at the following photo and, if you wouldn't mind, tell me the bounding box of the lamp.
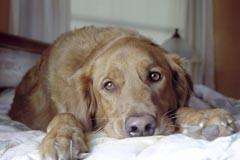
[162,29,201,83]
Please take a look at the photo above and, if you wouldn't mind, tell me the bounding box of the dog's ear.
[67,72,97,131]
[166,54,193,107]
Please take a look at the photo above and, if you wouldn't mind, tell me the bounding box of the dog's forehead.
[93,47,154,75]
[112,47,154,63]
[92,46,171,83]
[98,41,165,64]
[91,37,171,76]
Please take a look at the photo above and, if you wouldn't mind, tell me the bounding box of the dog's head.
[69,30,192,138]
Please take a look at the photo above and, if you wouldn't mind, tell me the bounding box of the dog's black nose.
[125,114,156,137]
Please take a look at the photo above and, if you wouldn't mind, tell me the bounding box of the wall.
[71,0,187,44]
[0,0,10,32]
[214,0,240,98]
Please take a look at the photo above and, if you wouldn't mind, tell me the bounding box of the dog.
[8,26,236,159]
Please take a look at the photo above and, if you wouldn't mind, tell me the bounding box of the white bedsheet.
[0,85,240,160]
[86,132,240,160]
[1,120,240,160]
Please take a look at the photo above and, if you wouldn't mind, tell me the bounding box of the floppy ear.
[166,54,193,107]
[66,72,97,131]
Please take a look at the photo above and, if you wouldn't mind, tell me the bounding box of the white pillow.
[0,88,15,114]
[0,48,40,87]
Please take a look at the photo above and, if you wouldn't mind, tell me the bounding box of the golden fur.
[8,26,235,159]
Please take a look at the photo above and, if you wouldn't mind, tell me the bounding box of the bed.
[0,32,240,160]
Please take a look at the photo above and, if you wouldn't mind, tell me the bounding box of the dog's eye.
[148,71,162,82]
[103,81,116,91]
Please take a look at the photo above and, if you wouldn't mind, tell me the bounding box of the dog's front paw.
[177,108,236,140]
[39,114,89,160]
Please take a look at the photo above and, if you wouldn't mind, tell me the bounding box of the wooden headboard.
[0,32,50,89]
[0,32,49,54]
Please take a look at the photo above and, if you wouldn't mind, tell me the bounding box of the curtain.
[184,0,215,89]
[10,0,70,43]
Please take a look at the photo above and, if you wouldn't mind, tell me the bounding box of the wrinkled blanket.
[0,85,240,160]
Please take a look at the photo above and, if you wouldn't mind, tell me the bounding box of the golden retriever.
[8,26,235,159]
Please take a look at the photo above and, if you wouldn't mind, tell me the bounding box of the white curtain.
[184,0,215,89]
[10,0,70,43]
